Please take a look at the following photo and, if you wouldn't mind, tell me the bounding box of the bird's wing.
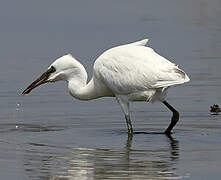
[94,42,189,94]
[127,39,149,46]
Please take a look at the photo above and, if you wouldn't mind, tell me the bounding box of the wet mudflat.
[1,0,221,179]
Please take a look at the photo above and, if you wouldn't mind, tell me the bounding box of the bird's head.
[22,54,84,95]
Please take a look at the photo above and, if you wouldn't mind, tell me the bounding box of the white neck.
[68,79,100,101]
[67,65,100,101]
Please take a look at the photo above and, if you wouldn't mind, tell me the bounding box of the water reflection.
[23,134,180,180]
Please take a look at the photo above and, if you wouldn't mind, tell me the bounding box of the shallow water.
[1,0,221,179]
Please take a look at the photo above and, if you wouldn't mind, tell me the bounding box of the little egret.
[22,39,190,135]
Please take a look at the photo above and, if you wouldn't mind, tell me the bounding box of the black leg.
[125,115,133,136]
[163,100,179,135]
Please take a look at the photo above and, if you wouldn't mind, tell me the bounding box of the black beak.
[22,66,56,95]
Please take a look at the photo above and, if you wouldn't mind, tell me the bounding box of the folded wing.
[94,40,190,94]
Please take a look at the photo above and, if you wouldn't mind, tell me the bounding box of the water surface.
[1,0,221,179]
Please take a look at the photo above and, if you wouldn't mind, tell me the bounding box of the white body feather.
[85,39,190,102]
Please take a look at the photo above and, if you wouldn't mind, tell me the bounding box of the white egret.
[22,39,190,135]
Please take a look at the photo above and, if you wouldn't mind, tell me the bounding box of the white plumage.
[93,39,189,102]
[22,39,190,135]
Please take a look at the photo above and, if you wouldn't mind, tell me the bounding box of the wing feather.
[128,39,149,46]
[94,40,189,94]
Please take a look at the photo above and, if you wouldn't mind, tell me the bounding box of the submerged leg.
[116,95,133,136]
[163,100,179,135]
[125,114,133,135]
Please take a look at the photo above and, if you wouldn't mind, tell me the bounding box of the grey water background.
[1,0,221,179]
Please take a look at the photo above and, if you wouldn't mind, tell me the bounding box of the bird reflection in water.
[23,134,180,180]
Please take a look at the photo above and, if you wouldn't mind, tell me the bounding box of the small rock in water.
[210,104,221,114]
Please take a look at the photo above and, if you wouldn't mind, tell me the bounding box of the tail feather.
[173,67,190,83]
[152,67,190,88]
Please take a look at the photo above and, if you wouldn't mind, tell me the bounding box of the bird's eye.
[49,66,56,73]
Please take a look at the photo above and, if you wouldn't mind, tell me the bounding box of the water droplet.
[16,102,21,111]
